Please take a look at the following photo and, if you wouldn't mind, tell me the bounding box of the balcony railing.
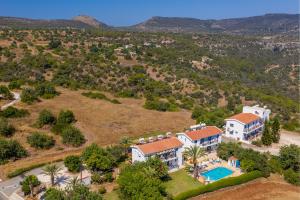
[200,139,218,147]
[159,153,177,161]
[243,123,263,133]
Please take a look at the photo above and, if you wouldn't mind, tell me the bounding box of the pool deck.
[186,152,242,184]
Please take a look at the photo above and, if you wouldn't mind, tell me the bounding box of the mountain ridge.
[0,13,298,35]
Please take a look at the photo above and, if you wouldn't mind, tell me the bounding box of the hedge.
[7,159,63,178]
[173,170,264,200]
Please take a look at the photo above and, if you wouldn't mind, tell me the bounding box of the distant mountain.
[73,15,108,28]
[132,14,300,35]
[0,14,298,35]
[0,16,108,29]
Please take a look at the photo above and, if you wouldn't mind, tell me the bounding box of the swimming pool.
[201,167,233,181]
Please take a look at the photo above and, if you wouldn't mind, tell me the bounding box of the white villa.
[131,137,184,171]
[225,105,271,143]
[177,126,223,151]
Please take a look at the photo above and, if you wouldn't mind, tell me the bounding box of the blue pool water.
[201,167,233,181]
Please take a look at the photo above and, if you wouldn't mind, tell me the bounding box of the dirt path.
[1,92,20,110]
[191,174,300,200]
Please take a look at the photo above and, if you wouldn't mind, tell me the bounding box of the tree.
[183,146,205,178]
[61,126,85,147]
[67,184,103,200]
[0,106,29,118]
[271,118,280,143]
[64,155,82,173]
[0,117,15,137]
[57,110,75,124]
[20,88,38,104]
[117,160,166,200]
[261,123,272,146]
[49,38,62,49]
[279,144,300,171]
[43,164,61,186]
[35,83,58,99]
[37,109,56,127]
[283,168,300,185]
[240,159,255,172]
[21,175,40,197]
[27,132,55,149]
[82,144,115,172]
[119,136,131,155]
[0,139,27,163]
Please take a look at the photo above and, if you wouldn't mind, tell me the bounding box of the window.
[230,131,233,135]
[230,123,234,127]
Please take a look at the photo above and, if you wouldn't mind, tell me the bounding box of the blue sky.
[1,0,299,26]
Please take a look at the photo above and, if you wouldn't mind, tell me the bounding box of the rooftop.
[226,113,260,124]
[135,137,183,155]
[184,126,222,141]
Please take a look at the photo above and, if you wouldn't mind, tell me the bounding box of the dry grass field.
[0,87,194,179]
[192,174,300,200]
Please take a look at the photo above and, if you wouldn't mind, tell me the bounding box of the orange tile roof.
[226,113,260,124]
[185,126,222,141]
[136,137,183,155]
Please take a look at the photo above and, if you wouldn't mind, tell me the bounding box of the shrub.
[0,139,28,164]
[91,173,105,184]
[0,106,29,118]
[279,144,300,171]
[37,109,56,127]
[51,123,69,135]
[110,99,121,104]
[283,168,300,185]
[98,186,107,194]
[174,171,263,200]
[35,83,58,99]
[0,117,15,137]
[61,126,85,147]
[21,88,38,104]
[64,155,81,173]
[48,38,62,49]
[57,110,75,124]
[251,139,262,147]
[8,80,22,90]
[0,85,13,99]
[27,132,55,149]
[105,172,114,182]
[21,175,41,196]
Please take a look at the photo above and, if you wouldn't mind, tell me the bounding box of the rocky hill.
[73,15,108,28]
[132,14,299,35]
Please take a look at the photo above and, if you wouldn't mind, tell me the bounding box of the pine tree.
[271,118,280,143]
[261,122,272,146]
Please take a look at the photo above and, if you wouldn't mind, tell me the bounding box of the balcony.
[159,152,177,162]
[243,123,263,133]
[200,139,218,147]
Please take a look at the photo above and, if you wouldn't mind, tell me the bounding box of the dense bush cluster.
[0,139,28,164]
[0,106,29,118]
[0,117,15,137]
[118,158,168,200]
[27,132,55,149]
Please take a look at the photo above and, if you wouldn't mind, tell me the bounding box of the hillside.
[73,15,108,28]
[132,14,300,35]
[0,16,108,29]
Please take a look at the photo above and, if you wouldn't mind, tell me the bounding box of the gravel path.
[1,92,20,110]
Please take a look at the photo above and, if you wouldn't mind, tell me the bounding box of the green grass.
[103,190,120,200]
[164,169,202,196]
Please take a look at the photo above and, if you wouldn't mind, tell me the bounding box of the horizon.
[1,0,299,26]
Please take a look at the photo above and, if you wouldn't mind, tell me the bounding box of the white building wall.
[225,120,245,141]
[176,146,184,166]
[132,148,146,163]
[177,134,194,148]
[243,106,271,121]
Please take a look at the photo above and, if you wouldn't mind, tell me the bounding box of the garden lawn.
[103,190,119,200]
[165,169,202,196]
